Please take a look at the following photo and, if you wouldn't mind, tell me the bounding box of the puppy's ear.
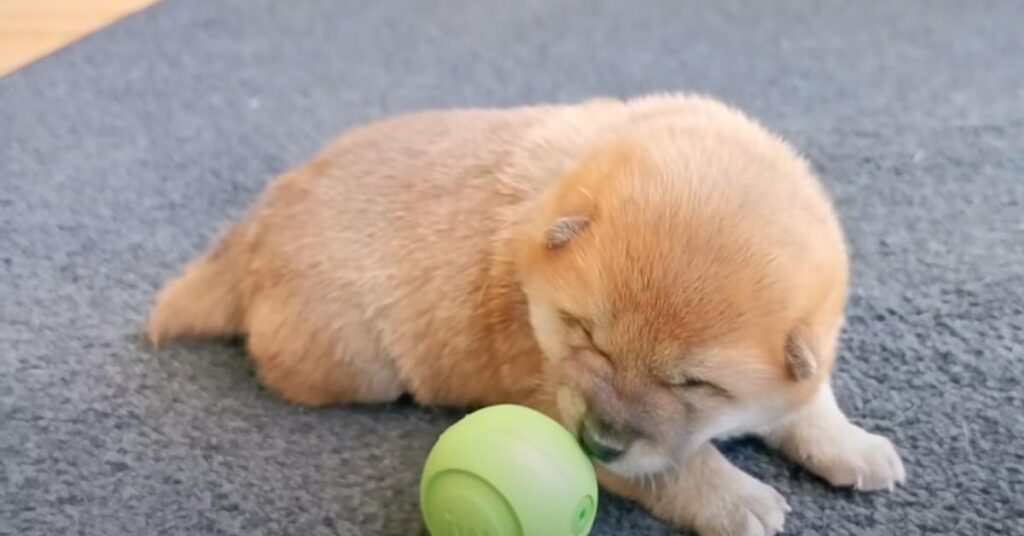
[785,332,817,381]
[545,216,589,249]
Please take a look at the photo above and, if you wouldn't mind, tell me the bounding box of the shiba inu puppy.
[149,95,904,535]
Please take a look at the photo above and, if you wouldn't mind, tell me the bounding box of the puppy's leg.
[601,444,789,536]
[760,384,905,490]
[246,288,404,407]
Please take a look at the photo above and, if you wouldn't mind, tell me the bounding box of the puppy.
[148,95,905,535]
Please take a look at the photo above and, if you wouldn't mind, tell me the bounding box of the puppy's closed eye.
[669,376,732,398]
[560,312,604,349]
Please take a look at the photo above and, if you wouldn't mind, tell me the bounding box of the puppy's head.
[515,100,848,478]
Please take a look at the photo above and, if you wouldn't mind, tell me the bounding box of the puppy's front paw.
[683,471,790,536]
[798,425,906,491]
[610,445,790,536]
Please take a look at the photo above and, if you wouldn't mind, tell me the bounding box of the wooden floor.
[0,0,161,76]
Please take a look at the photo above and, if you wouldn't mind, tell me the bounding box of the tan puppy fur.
[148,95,904,535]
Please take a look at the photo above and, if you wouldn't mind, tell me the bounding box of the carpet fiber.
[2,1,1023,534]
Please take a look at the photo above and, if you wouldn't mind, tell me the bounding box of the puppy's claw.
[691,476,789,536]
[812,427,905,492]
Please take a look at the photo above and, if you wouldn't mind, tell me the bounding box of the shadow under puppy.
[148,94,905,536]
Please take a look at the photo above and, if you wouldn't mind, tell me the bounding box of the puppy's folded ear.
[545,216,589,249]
[785,332,817,381]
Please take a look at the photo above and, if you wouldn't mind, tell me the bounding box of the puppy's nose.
[579,416,630,463]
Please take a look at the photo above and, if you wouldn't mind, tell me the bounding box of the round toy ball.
[420,404,598,536]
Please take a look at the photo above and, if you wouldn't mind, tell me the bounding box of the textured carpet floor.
[2,1,1023,534]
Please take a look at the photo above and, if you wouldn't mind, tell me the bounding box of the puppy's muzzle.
[579,413,633,463]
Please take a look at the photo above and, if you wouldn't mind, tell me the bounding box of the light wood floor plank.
[0,0,161,76]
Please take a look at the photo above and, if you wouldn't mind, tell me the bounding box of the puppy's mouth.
[578,420,628,464]
[575,418,681,479]
[557,386,676,476]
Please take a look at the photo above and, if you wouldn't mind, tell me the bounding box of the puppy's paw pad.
[809,427,905,491]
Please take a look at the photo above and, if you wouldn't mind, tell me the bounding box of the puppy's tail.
[147,226,246,347]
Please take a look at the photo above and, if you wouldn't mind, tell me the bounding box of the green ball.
[420,404,599,536]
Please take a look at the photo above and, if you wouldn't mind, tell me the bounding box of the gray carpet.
[2,0,1023,534]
